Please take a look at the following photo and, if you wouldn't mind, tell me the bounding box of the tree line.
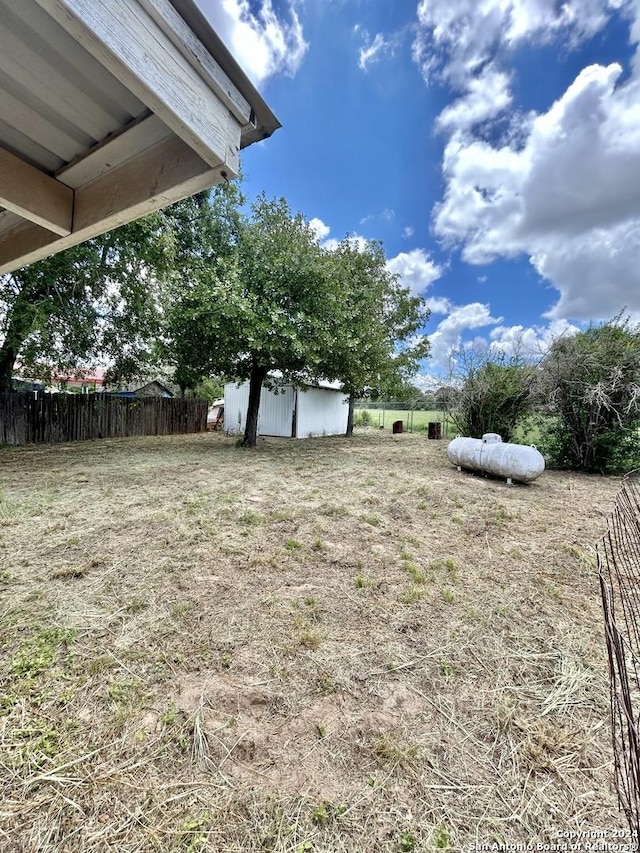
[440,317,640,474]
[0,182,429,447]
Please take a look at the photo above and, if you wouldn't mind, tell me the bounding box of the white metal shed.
[224,381,349,439]
[0,0,279,274]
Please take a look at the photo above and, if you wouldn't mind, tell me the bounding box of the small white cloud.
[321,233,369,253]
[428,302,502,370]
[386,248,443,296]
[196,0,308,85]
[489,319,581,358]
[402,226,415,239]
[358,32,390,71]
[309,217,331,241]
[360,208,395,226]
[436,66,513,133]
[423,296,452,315]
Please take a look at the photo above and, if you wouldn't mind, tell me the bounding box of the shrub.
[537,318,640,473]
[450,350,534,442]
[354,409,374,427]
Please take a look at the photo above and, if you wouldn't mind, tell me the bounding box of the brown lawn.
[0,429,625,851]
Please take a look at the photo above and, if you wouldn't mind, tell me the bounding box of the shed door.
[257,386,295,437]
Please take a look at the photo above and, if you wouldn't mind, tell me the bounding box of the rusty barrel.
[428,421,442,440]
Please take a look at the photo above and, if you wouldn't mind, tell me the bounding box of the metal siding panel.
[224,382,294,437]
[258,386,294,437]
[296,388,349,438]
[223,382,248,435]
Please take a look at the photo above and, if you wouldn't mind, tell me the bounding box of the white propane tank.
[446,433,545,484]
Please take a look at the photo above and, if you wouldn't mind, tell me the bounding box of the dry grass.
[0,429,625,851]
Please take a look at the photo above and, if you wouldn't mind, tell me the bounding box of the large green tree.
[0,213,178,392]
[162,194,334,447]
[320,239,430,436]
[537,318,640,472]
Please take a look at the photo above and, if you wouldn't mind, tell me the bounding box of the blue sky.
[198,0,640,381]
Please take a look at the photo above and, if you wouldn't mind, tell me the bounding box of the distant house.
[224,381,349,439]
[113,380,175,398]
[12,367,109,394]
[11,367,178,397]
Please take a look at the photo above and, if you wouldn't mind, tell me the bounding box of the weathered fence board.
[0,392,207,445]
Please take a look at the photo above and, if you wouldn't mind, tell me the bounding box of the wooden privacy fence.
[0,392,208,445]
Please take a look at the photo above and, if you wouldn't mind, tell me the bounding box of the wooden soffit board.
[0,0,279,275]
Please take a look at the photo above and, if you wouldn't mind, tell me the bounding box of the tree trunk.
[345,392,355,438]
[0,290,39,392]
[242,363,268,447]
[0,342,19,393]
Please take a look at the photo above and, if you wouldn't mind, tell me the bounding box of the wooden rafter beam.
[0,145,73,236]
[0,133,221,274]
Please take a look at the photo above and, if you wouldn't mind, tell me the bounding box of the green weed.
[441,588,455,604]
[400,585,424,604]
[11,627,76,677]
[402,561,426,584]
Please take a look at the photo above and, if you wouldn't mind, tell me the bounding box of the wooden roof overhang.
[0,0,280,274]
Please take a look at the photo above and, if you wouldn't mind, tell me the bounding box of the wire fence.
[597,469,640,845]
[353,400,453,434]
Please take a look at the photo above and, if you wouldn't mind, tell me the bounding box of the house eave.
[0,0,280,275]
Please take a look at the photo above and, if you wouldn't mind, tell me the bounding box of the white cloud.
[360,208,395,226]
[428,302,502,370]
[413,0,624,87]
[358,33,389,71]
[411,372,445,393]
[308,218,366,251]
[436,66,513,133]
[196,0,308,85]
[402,226,415,239]
[309,217,331,241]
[321,233,369,253]
[357,23,410,71]
[386,248,443,296]
[489,319,581,357]
[424,296,452,315]
[434,62,640,319]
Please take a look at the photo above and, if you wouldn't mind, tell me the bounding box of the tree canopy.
[538,318,640,472]
[0,210,177,392]
[2,181,432,450]
[162,192,430,445]
[318,238,430,435]
[162,193,339,446]
[448,347,535,443]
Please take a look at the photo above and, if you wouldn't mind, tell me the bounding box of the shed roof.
[0,0,280,274]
